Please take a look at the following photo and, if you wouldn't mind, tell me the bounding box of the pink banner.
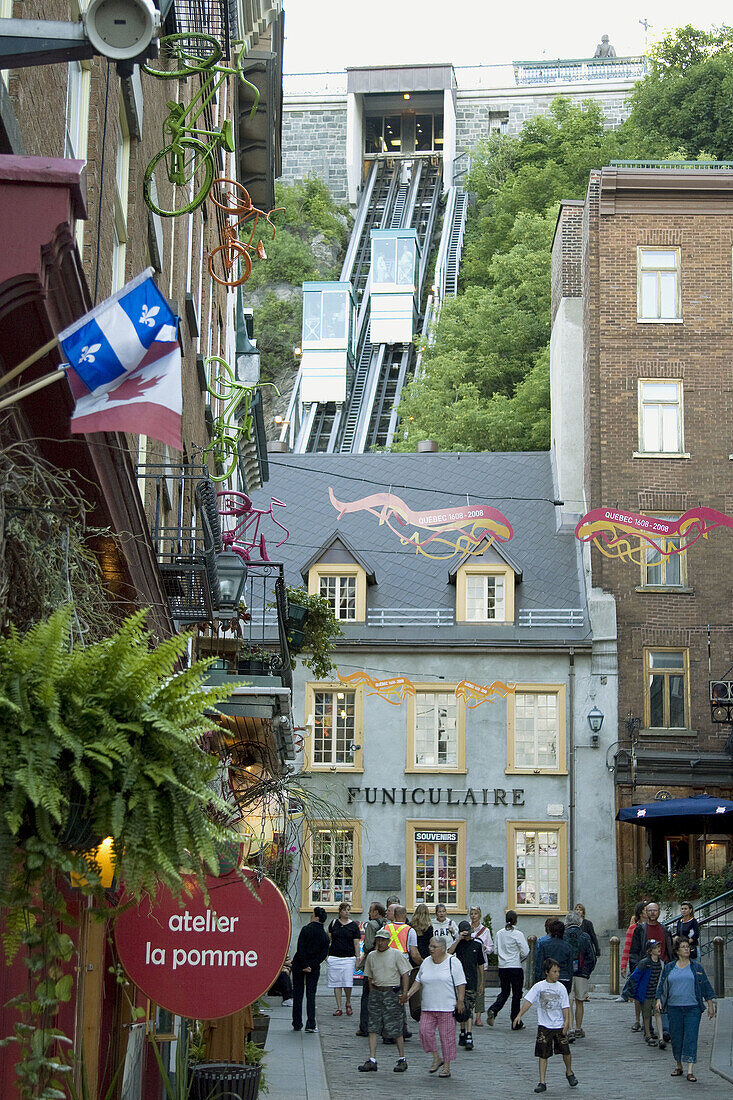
[575,506,733,562]
[329,487,513,560]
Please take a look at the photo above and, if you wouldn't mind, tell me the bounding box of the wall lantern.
[215,548,248,612]
[587,705,604,745]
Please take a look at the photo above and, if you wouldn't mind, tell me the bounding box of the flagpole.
[0,366,67,413]
[0,336,60,391]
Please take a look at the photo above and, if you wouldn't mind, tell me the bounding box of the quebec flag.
[60,269,182,450]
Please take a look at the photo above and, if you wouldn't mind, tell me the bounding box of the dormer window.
[319,573,357,621]
[465,572,506,622]
[302,532,376,626]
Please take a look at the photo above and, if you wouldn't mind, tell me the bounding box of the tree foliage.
[396,98,624,452]
[623,25,733,159]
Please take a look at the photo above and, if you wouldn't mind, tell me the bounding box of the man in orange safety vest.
[383,906,412,1044]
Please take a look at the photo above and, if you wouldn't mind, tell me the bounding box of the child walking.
[622,941,666,1049]
[514,958,578,1093]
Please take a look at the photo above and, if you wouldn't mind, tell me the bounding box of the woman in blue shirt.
[656,937,716,1082]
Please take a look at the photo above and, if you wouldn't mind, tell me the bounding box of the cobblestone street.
[310,989,728,1099]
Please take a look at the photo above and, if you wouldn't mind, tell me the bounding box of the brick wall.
[582,170,733,762]
[551,201,583,321]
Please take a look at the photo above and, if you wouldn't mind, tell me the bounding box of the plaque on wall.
[470,864,504,892]
[367,863,402,892]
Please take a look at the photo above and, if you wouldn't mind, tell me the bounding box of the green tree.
[623,25,733,159]
[394,211,554,451]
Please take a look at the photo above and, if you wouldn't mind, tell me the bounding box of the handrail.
[663,887,733,931]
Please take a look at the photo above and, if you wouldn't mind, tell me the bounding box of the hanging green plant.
[0,604,241,1099]
[285,587,343,679]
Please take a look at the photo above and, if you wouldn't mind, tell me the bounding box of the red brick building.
[551,166,733,910]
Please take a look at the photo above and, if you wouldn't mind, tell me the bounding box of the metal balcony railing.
[664,889,733,957]
[518,609,585,628]
[513,56,647,85]
[367,608,454,628]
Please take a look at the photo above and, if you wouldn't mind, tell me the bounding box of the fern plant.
[0,605,242,1098]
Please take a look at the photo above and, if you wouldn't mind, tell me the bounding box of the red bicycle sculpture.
[217,490,289,563]
[208,177,284,287]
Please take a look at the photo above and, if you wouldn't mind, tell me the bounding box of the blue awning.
[617,795,733,829]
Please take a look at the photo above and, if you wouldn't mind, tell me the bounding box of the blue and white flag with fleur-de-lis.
[58,268,178,394]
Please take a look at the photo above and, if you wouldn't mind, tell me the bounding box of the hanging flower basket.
[286,600,309,627]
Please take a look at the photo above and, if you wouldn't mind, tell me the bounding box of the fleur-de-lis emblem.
[139,304,160,327]
[79,343,102,363]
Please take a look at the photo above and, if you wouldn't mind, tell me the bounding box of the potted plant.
[284,586,343,678]
[237,646,273,675]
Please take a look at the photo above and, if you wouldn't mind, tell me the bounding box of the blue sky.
[283,1,732,73]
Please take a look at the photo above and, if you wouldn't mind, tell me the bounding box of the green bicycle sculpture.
[203,356,279,483]
[142,35,259,218]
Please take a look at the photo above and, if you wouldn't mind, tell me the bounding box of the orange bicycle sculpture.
[208,177,284,287]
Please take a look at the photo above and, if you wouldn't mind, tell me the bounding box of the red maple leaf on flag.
[105,373,162,402]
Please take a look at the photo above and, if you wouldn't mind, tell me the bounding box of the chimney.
[416,439,439,453]
[268,440,289,453]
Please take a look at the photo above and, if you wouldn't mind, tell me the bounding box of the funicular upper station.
[282,64,468,453]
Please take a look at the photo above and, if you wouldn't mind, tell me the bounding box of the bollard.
[610,936,620,996]
[526,934,537,989]
[713,936,725,998]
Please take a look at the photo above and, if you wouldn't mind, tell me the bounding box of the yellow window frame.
[506,683,567,775]
[643,647,690,731]
[300,819,362,914]
[507,820,568,917]
[308,563,367,622]
[406,818,466,914]
[303,681,364,772]
[455,561,515,623]
[406,683,466,774]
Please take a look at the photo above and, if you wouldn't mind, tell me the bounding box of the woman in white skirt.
[327,902,362,1015]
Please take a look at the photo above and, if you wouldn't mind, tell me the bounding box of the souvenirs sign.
[575,506,733,564]
[338,670,416,704]
[329,487,513,560]
[455,679,516,708]
[114,870,290,1019]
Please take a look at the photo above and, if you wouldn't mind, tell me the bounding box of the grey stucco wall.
[288,646,617,949]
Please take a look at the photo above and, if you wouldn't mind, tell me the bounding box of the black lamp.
[587,706,604,745]
[215,548,248,612]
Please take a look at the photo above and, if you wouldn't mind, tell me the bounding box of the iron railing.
[664,889,733,957]
[514,56,647,85]
[518,609,584,628]
[367,608,454,628]
[610,160,733,170]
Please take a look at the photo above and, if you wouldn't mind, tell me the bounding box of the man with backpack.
[357,901,387,1037]
[563,911,596,1039]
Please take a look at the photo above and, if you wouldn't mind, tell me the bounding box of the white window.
[638,248,681,320]
[465,573,506,621]
[638,381,684,454]
[641,516,686,588]
[319,574,356,621]
[112,101,130,292]
[513,826,562,909]
[308,826,355,906]
[514,693,559,770]
[313,690,355,765]
[415,835,458,907]
[414,692,458,768]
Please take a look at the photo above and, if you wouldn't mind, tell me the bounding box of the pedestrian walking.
[487,910,529,1029]
[629,899,674,1042]
[563,910,596,1039]
[383,905,413,1043]
[656,936,716,1082]
[406,901,434,966]
[402,936,466,1078]
[326,901,361,1017]
[621,900,648,1032]
[291,907,330,1034]
[675,902,701,959]
[432,902,459,942]
[573,902,601,958]
[358,928,411,1074]
[533,919,575,995]
[514,958,579,1093]
[356,900,386,1037]
[467,905,494,1026]
[449,920,484,1049]
[622,940,666,1049]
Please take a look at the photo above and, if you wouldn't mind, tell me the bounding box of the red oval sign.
[114,871,291,1018]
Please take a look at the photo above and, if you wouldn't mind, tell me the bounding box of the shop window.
[508,821,567,914]
[304,683,363,771]
[640,516,687,588]
[507,686,566,774]
[637,247,681,321]
[637,380,685,455]
[644,648,689,730]
[406,687,466,773]
[308,564,366,622]
[302,821,362,912]
[406,820,466,912]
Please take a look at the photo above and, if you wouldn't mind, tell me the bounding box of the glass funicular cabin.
[369,228,419,344]
[300,282,357,404]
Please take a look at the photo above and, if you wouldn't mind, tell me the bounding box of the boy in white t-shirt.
[513,958,578,1093]
[432,904,459,941]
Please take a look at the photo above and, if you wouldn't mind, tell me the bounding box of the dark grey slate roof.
[250,451,590,645]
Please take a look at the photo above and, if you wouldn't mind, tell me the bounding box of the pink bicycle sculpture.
[217,490,289,563]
